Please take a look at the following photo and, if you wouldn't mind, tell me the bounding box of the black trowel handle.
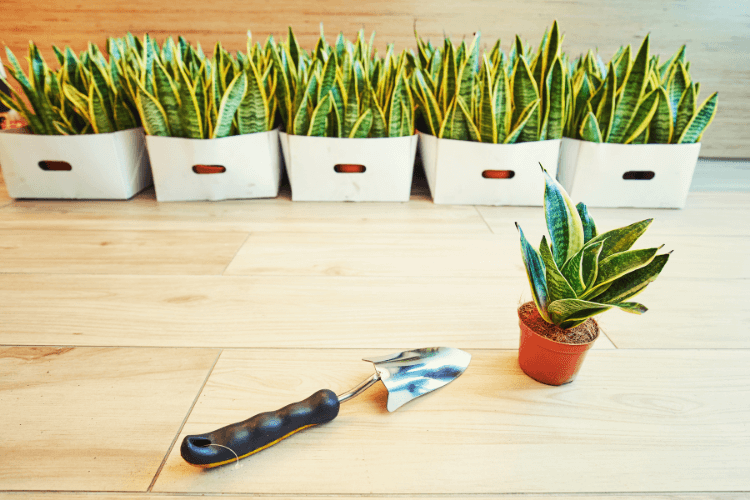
[180,389,340,468]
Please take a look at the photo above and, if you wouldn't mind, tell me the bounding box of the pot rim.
[518,304,599,353]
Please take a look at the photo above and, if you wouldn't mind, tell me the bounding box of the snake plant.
[518,166,670,329]
[132,32,276,138]
[0,40,140,135]
[566,36,718,144]
[412,21,569,143]
[272,27,414,138]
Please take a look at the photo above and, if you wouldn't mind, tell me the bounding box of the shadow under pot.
[517,302,599,386]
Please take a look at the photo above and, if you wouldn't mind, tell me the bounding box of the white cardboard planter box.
[418,132,561,206]
[558,138,701,208]
[146,129,281,202]
[0,127,151,199]
[279,131,418,202]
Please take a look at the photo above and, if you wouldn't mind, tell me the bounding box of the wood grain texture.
[153,349,750,494]
[0,229,248,275]
[0,347,219,491]
[2,495,748,500]
[224,233,508,277]
[0,188,490,234]
[1,0,747,157]
[1,495,747,500]
[478,192,750,238]
[598,278,750,349]
[0,274,614,350]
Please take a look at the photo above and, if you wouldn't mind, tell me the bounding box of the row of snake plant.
[133,32,276,138]
[412,21,568,144]
[566,36,717,144]
[273,27,414,138]
[0,39,140,135]
[2,27,717,142]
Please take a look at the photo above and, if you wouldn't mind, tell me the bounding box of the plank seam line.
[221,232,252,276]
[1,490,749,496]
[474,205,496,234]
[146,349,223,492]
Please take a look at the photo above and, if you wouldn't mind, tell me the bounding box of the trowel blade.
[363,347,471,412]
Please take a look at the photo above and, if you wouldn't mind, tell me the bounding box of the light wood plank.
[0,347,218,491]
[478,192,750,238]
[1,494,747,500]
[0,229,248,275]
[599,278,750,349]
[153,349,750,494]
[0,188,490,234]
[224,233,507,277]
[0,274,616,350]
[2,0,748,156]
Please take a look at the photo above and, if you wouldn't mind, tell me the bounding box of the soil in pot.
[517,302,599,386]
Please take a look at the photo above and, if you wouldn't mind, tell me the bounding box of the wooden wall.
[3,0,748,157]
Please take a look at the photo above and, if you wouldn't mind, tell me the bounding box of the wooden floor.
[1,159,749,499]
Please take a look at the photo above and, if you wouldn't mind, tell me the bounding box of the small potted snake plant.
[0,40,151,199]
[275,27,418,202]
[133,33,280,202]
[517,166,671,385]
[559,35,718,208]
[414,21,567,206]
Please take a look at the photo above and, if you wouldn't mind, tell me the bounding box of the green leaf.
[308,92,332,136]
[543,166,585,268]
[414,70,442,136]
[213,73,247,138]
[623,89,660,144]
[512,57,540,142]
[544,56,565,140]
[593,253,670,304]
[343,75,360,137]
[548,298,612,328]
[457,97,481,142]
[581,240,605,289]
[674,84,696,141]
[293,73,318,136]
[270,46,293,130]
[504,100,539,144]
[677,92,718,144]
[649,87,673,144]
[586,246,661,299]
[349,109,373,138]
[575,202,597,243]
[113,93,137,130]
[580,111,603,143]
[609,35,650,143]
[238,61,269,135]
[494,63,511,141]
[153,59,180,137]
[613,302,648,315]
[136,90,169,136]
[539,235,577,303]
[318,55,337,103]
[369,98,387,138]
[88,85,114,134]
[588,218,653,262]
[479,58,496,143]
[177,66,203,139]
[596,63,617,141]
[517,224,550,322]
[388,70,405,137]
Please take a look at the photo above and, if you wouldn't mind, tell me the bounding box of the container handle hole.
[482,170,515,179]
[38,161,72,171]
[623,171,655,180]
[334,164,366,173]
[193,165,226,174]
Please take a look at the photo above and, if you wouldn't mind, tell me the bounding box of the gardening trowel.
[181,347,471,468]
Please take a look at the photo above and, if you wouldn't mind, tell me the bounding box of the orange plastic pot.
[517,307,599,386]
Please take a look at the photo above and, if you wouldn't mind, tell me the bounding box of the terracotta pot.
[517,306,599,386]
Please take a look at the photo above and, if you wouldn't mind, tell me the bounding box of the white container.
[146,129,281,202]
[558,138,701,208]
[0,127,151,199]
[279,132,418,202]
[419,132,561,206]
